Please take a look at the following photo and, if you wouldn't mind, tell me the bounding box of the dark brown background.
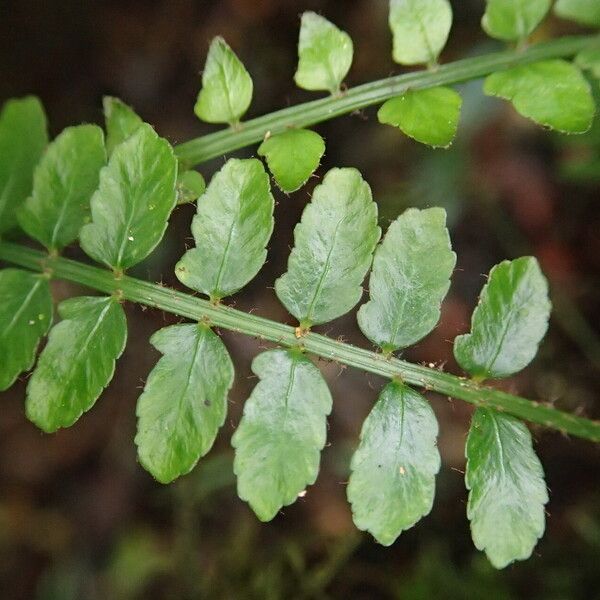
[1,1,599,598]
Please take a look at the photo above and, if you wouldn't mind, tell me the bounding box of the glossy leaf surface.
[80,123,177,270]
[0,96,47,233]
[26,296,127,432]
[358,208,455,352]
[389,0,452,65]
[0,269,53,391]
[466,408,547,569]
[103,96,143,155]
[18,125,106,251]
[135,323,234,484]
[555,0,600,27]
[175,158,274,300]
[258,128,325,192]
[232,349,332,521]
[454,257,551,380]
[194,37,253,124]
[378,87,462,148]
[294,12,353,94]
[348,382,440,545]
[275,167,380,327]
[484,60,594,134]
[482,0,551,41]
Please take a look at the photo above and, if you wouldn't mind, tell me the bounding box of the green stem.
[1,241,598,442]
[175,34,600,167]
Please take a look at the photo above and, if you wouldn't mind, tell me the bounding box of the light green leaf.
[348,382,440,546]
[0,269,53,391]
[17,125,106,252]
[232,349,332,521]
[389,0,453,66]
[135,323,234,484]
[176,170,206,205]
[482,0,551,42]
[454,257,551,380]
[466,408,547,569]
[258,128,325,192]
[575,47,600,79]
[378,87,462,148]
[175,158,274,301]
[80,123,178,270]
[484,60,595,134]
[103,96,143,155]
[294,12,353,94]
[194,37,253,125]
[26,296,127,433]
[358,208,455,353]
[555,0,600,27]
[0,96,48,234]
[275,167,380,328]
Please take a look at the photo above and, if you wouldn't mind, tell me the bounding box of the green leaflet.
[555,0,600,27]
[0,269,53,391]
[358,208,455,353]
[80,123,178,270]
[103,96,143,155]
[294,12,353,94]
[135,323,234,484]
[258,128,325,192]
[26,296,127,433]
[194,37,253,125]
[275,167,380,328]
[482,0,551,42]
[378,87,462,148]
[575,47,600,79]
[389,0,452,66]
[232,349,332,521]
[484,60,595,134]
[454,257,551,380]
[17,125,106,252]
[175,158,274,301]
[347,382,440,546]
[176,170,206,205]
[466,408,547,569]
[0,96,48,234]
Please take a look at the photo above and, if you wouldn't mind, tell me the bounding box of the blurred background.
[1,0,600,598]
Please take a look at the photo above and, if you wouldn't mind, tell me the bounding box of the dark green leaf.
[454,257,551,380]
[484,60,595,134]
[378,87,462,148]
[258,128,325,192]
[555,0,600,27]
[482,0,551,41]
[348,382,440,545]
[232,349,332,521]
[275,167,380,328]
[80,123,178,270]
[0,269,53,391]
[176,170,206,205]
[294,12,353,94]
[17,125,106,252]
[0,96,48,234]
[103,96,143,155]
[175,158,274,301]
[135,323,234,484]
[466,408,547,569]
[389,0,453,66]
[194,37,253,125]
[26,296,127,432]
[358,208,455,353]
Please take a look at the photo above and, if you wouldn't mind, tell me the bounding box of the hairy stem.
[1,242,598,442]
[175,34,600,167]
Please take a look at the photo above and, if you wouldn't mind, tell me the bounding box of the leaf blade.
[482,0,551,42]
[103,96,143,155]
[555,0,600,27]
[232,349,332,521]
[135,323,234,484]
[25,296,127,432]
[466,408,548,569]
[348,382,440,545]
[454,257,551,380]
[275,167,380,327]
